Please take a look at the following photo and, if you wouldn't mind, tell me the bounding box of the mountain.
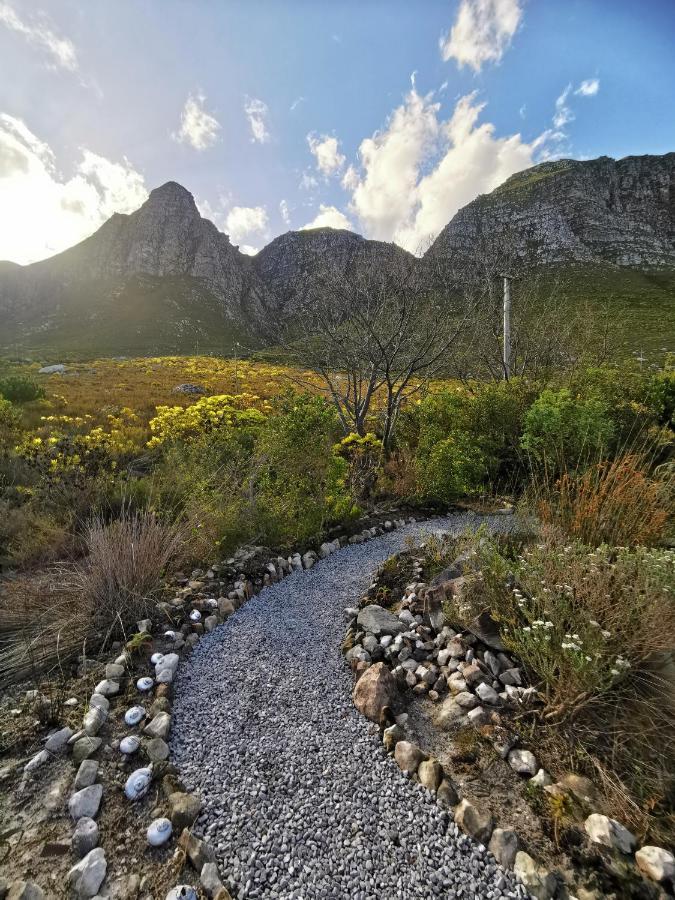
[1,153,674,357]
[425,153,675,270]
[253,228,414,314]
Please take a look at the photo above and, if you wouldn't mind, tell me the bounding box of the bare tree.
[271,246,471,452]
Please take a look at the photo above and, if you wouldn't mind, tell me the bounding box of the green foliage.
[0,397,20,448]
[333,432,382,499]
[415,431,486,503]
[521,388,615,468]
[253,394,357,546]
[0,374,45,404]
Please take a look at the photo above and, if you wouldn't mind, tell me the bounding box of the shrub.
[521,388,615,469]
[533,453,672,547]
[147,393,265,447]
[253,394,357,546]
[0,397,20,447]
[0,374,45,404]
[333,432,382,499]
[415,433,486,503]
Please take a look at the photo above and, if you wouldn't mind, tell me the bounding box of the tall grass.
[0,509,187,687]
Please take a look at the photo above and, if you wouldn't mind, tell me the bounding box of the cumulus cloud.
[440,0,522,72]
[0,1,77,70]
[307,133,345,177]
[301,204,353,231]
[0,113,147,264]
[244,97,270,144]
[174,93,220,150]
[279,198,291,226]
[576,78,600,96]
[225,205,269,244]
[344,88,544,252]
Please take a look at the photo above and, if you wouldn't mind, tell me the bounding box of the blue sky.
[1,0,674,263]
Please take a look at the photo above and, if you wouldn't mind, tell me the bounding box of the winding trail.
[171,514,527,900]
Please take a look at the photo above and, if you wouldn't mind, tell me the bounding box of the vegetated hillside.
[1,152,674,357]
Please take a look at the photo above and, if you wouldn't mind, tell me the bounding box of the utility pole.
[500,273,512,380]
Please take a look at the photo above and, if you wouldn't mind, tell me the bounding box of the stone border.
[342,543,675,900]
[18,515,418,899]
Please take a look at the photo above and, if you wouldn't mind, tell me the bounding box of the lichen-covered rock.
[352,662,397,722]
[508,749,538,776]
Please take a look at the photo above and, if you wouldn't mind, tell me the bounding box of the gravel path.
[171,514,527,900]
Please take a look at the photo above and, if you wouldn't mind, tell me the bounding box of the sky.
[1,0,674,264]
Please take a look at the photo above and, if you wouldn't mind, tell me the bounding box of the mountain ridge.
[1,151,674,355]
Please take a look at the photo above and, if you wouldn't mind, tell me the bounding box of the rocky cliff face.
[254,228,415,313]
[425,154,675,271]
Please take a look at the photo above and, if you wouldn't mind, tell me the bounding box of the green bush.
[0,375,45,404]
[415,432,485,503]
[253,394,357,546]
[521,388,615,468]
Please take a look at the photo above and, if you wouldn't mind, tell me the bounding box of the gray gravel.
[171,514,527,900]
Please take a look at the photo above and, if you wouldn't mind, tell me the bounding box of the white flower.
[589,620,600,628]
[601,630,611,639]
[522,626,531,633]
[610,668,620,676]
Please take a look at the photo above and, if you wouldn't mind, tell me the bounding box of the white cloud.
[301,204,353,231]
[0,113,147,264]
[279,199,291,226]
[239,244,260,256]
[244,97,270,144]
[341,164,359,191]
[440,0,522,72]
[225,205,268,243]
[344,88,545,253]
[299,171,318,191]
[553,84,574,129]
[290,96,305,112]
[174,93,220,151]
[0,1,77,70]
[307,133,345,177]
[576,78,600,96]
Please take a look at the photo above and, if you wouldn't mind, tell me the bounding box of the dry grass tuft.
[0,509,187,687]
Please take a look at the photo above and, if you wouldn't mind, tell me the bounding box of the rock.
[45,726,74,752]
[143,711,171,740]
[513,852,556,900]
[463,663,489,687]
[6,883,44,900]
[173,383,205,394]
[38,364,66,374]
[356,605,406,637]
[201,862,226,898]
[74,760,98,790]
[105,663,125,680]
[475,682,500,705]
[499,667,522,686]
[394,741,426,774]
[218,598,235,618]
[146,737,170,763]
[24,750,49,775]
[83,706,106,736]
[302,551,317,569]
[72,737,102,765]
[560,773,596,802]
[382,723,404,752]
[454,691,479,709]
[124,705,145,726]
[69,784,103,821]
[454,799,493,844]
[508,749,538,776]
[93,678,119,697]
[204,615,218,632]
[68,847,106,898]
[489,828,519,868]
[72,817,99,858]
[467,705,489,727]
[352,662,397,723]
[436,779,460,810]
[530,768,552,788]
[436,697,465,730]
[635,846,675,883]
[120,735,141,755]
[165,888,197,900]
[178,828,217,872]
[169,792,201,832]
[584,814,636,854]
[147,817,173,847]
[418,758,443,793]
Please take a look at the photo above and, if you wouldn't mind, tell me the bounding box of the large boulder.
[584,813,636,854]
[356,605,406,637]
[352,662,397,722]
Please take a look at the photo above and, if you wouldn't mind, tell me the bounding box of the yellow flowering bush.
[147,393,266,447]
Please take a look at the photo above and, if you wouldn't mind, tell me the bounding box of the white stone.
[120,735,141,755]
[635,846,675,883]
[147,817,173,846]
[124,705,145,726]
[584,813,636,854]
[68,847,106,898]
[530,768,552,787]
[44,726,74,752]
[69,784,103,821]
[93,679,119,697]
[136,676,154,692]
[124,767,152,801]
